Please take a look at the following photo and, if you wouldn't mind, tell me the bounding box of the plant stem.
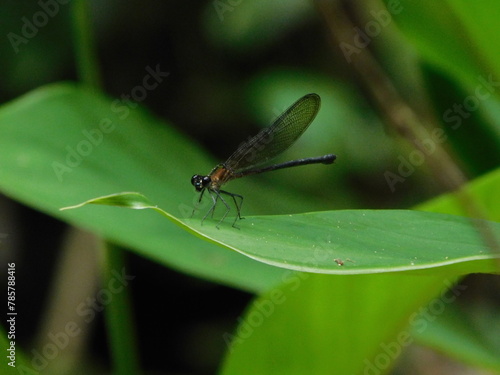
[102,244,141,375]
[72,0,102,90]
[71,1,141,372]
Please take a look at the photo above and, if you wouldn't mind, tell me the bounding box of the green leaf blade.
[63,192,500,275]
[0,83,288,292]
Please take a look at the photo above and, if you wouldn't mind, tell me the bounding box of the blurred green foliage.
[0,1,499,374]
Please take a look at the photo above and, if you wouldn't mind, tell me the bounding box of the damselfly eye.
[202,176,211,186]
[191,175,202,190]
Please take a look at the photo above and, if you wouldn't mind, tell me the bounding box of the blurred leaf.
[0,83,294,292]
[391,2,500,181]
[221,272,453,375]
[420,67,500,175]
[204,0,315,52]
[446,1,500,82]
[413,302,500,372]
[416,168,500,219]
[393,1,500,88]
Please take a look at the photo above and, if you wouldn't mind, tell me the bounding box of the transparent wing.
[224,93,321,172]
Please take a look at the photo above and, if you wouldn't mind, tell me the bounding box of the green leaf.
[218,170,500,375]
[393,1,500,88]
[392,2,500,175]
[0,83,291,293]
[444,1,500,83]
[220,273,455,375]
[413,169,500,371]
[61,192,195,235]
[62,192,500,274]
[216,171,500,375]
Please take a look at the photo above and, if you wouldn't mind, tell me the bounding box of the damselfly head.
[191,175,211,191]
